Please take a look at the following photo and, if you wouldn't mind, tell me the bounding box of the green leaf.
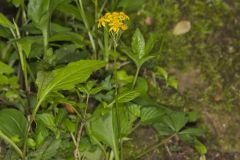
[49,32,83,44]
[17,37,40,57]
[117,89,140,103]
[28,0,50,31]
[145,34,157,55]
[57,2,82,20]
[194,139,207,155]
[10,0,22,7]
[119,105,138,136]
[29,138,61,160]
[187,111,199,122]
[37,113,56,132]
[0,12,14,29]
[157,67,168,80]
[140,106,166,124]
[132,28,145,59]
[163,112,188,132]
[154,123,175,136]
[167,76,178,89]
[179,128,203,137]
[0,109,27,143]
[89,109,119,158]
[0,61,13,74]
[36,60,106,105]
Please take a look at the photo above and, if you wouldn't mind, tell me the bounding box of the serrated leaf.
[163,112,188,132]
[132,28,145,59]
[140,106,166,124]
[117,89,140,103]
[145,34,157,55]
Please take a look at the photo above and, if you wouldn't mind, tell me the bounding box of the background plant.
[2,0,239,160]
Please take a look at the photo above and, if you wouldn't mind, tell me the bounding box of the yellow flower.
[97,12,129,33]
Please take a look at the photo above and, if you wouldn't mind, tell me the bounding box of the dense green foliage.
[0,0,239,160]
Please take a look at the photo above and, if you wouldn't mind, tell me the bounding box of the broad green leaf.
[57,3,82,20]
[134,77,149,96]
[49,32,83,44]
[132,29,145,59]
[140,106,166,124]
[29,138,61,160]
[187,111,199,122]
[0,61,13,74]
[0,109,27,143]
[17,37,40,57]
[0,12,14,29]
[154,123,175,136]
[36,60,106,104]
[37,113,56,132]
[89,109,119,158]
[28,0,50,31]
[163,112,188,132]
[119,105,138,136]
[117,89,140,103]
[145,34,157,55]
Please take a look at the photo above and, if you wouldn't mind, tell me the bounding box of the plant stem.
[132,66,140,89]
[104,27,110,68]
[11,22,30,93]
[135,134,176,159]
[113,45,120,160]
[43,30,48,57]
[77,0,97,59]
[74,94,89,160]
[0,131,23,158]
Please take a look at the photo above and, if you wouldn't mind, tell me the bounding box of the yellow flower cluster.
[98,12,129,33]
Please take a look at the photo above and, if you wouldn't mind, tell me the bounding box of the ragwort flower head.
[98,12,129,33]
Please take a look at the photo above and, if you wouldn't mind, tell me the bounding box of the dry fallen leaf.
[173,20,191,35]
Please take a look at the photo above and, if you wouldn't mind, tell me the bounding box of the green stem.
[0,131,23,158]
[11,22,29,93]
[113,45,120,160]
[43,30,48,57]
[132,66,140,89]
[77,0,97,59]
[104,27,110,67]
